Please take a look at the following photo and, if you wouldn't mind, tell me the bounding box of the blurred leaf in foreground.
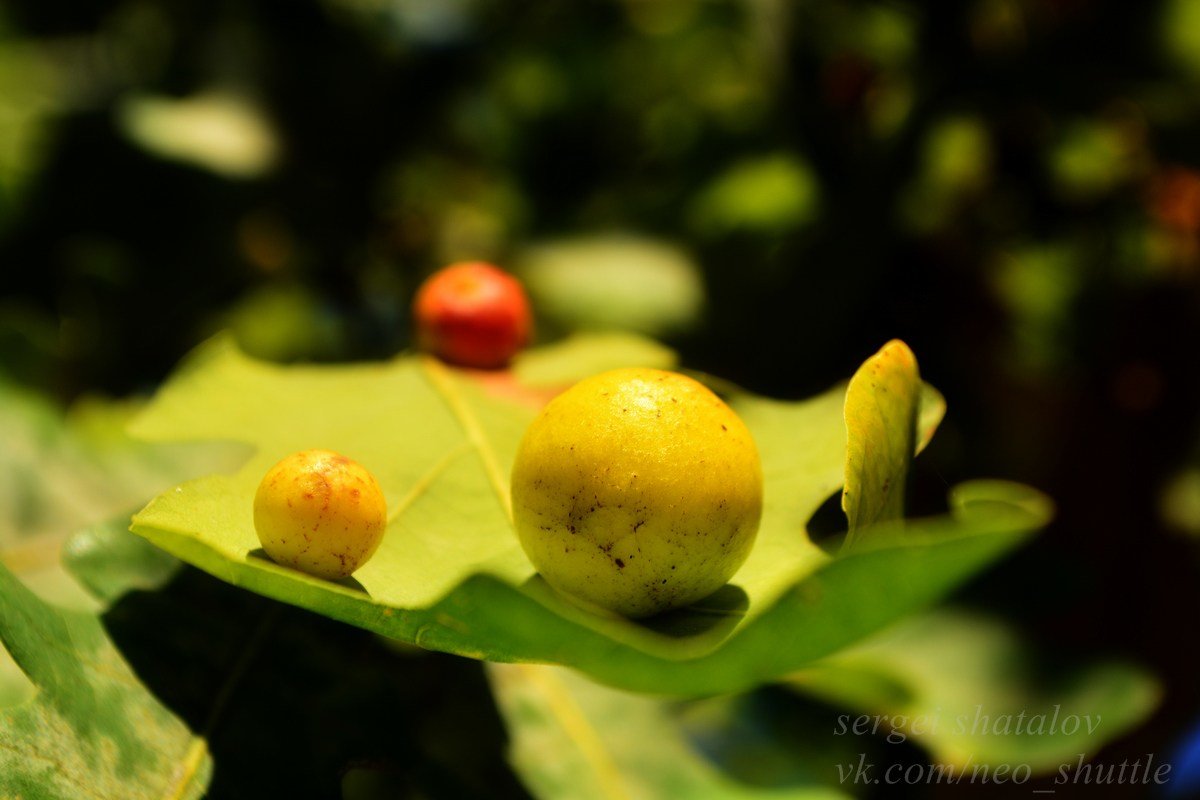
[788,609,1160,772]
[63,514,182,606]
[0,380,245,608]
[0,640,33,709]
[0,562,210,799]
[490,662,847,800]
[0,382,244,713]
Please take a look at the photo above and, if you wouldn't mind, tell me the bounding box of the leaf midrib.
[419,358,514,522]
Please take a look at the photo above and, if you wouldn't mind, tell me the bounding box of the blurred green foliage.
[517,235,705,336]
[1,0,1199,395]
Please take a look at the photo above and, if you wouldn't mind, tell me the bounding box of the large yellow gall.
[511,368,763,618]
[253,449,387,580]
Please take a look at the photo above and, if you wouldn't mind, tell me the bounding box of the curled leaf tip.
[843,340,923,545]
[880,338,917,364]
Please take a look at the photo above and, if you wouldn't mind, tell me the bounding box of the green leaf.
[0,562,210,799]
[0,639,33,709]
[489,662,848,800]
[62,514,181,605]
[128,334,1050,695]
[842,339,926,545]
[0,381,242,702]
[0,379,244,607]
[788,609,1160,772]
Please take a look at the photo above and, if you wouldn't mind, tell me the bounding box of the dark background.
[1,0,1199,796]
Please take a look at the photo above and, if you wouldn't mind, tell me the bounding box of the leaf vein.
[0,734,112,800]
[517,665,630,800]
[419,358,513,522]
[387,441,473,525]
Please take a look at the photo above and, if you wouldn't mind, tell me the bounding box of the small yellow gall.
[253,449,387,580]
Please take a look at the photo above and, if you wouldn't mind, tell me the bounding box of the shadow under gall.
[637,584,751,639]
[246,547,369,594]
[519,574,750,640]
